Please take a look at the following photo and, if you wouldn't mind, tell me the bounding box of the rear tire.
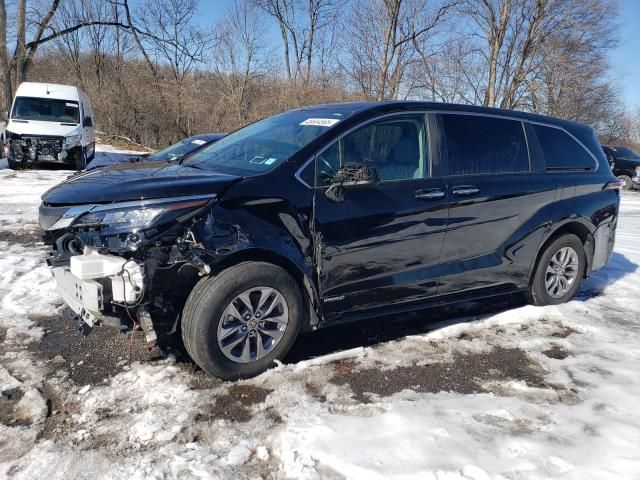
[528,234,585,306]
[181,262,304,380]
[617,174,633,191]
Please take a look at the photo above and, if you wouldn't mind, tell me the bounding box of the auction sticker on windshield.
[300,118,340,127]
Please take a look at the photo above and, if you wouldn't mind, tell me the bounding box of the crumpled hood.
[6,119,81,137]
[41,160,242,205]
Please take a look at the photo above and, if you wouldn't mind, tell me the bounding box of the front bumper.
[53,267,104,327]
[52,249,144,328]
[8,136,68,164]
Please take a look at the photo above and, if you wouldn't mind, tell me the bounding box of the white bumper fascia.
[53,249,144,326]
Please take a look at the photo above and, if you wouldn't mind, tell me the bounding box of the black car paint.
[40,101,619,331]
[41,160,241,205]
[603,145,640,183]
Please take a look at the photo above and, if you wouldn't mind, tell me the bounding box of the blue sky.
[610,0,640,108]
[198,0,639,108]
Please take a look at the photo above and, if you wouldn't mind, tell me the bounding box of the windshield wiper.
[180,161,208,171]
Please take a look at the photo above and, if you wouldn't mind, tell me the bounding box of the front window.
[315,114,428,186]
[184,110,345,175]
[11,96,80,123]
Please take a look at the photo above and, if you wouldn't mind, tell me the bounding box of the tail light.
[604,179,624,190]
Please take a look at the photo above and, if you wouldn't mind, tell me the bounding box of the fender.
[187,189,322,329]
[530,187,618,281]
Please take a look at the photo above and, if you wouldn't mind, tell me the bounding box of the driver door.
[312,113,450,321]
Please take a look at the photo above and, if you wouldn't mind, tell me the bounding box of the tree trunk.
[484,0,511,107]
[376,0,401,101]
[0,0,11,111]
[15,0,26,85]
[499,0,543,109]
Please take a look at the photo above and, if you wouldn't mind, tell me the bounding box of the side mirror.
[83,116,93,127]
[325,162,379,203]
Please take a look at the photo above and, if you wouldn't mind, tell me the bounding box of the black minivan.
[39,102,621,379]
[602,144,640,191]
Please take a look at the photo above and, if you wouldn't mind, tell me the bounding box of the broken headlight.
[64,134,82,148]
[67,195,216,250]
[74,205,167,233]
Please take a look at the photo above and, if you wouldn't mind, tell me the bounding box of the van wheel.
[7,157,21,170]
[181,262,304,380]
[617,175,632,191]
[71,148,86,170]
[529,234,585,306]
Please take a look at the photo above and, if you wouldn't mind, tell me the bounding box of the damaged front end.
[6,131,83,167]
[40,194,221,344]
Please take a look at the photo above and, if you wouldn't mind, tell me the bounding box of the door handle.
[415,188,446,200]
[451,185,479,196]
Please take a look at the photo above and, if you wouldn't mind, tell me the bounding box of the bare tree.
[0,0,136,110]
[451,0,618,110]
[344,0,455,100]
[0,0,10,110]
[3,0,630,149]
[212,0,271,125]
[459,0,511,106]
[255,0,340,87]
[410,37,485,104]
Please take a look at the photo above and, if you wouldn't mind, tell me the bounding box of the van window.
[441,114,529,175]
[12,97,80,123]
[316,114,427,186]
[533,124,595,171]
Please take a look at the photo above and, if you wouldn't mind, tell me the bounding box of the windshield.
[183,110,344,174]
[149,137,210,162]
[614,146,640,159]
[11,96,80,123]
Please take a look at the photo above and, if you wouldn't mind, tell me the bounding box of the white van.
[4,82,96,170]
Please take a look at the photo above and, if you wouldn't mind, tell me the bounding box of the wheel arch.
[531,221,595,284]
[207,247,320,331]
[613,168,635,179]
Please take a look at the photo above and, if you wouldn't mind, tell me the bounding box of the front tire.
[7,157,21,170]
[181,262,304,380]
[70,147,86,170]
[529,234,585,306]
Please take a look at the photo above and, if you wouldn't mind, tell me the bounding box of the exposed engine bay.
[40,193,240,348]
[6,133,80,165]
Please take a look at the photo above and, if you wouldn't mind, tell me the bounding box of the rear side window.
[441,114,529,175]
[533,125,595,171]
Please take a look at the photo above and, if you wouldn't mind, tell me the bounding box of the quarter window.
[533,125,595,170]
[316,114,428,186]
[441,114,529,175]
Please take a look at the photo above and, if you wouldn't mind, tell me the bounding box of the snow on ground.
[0,153,639,479]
